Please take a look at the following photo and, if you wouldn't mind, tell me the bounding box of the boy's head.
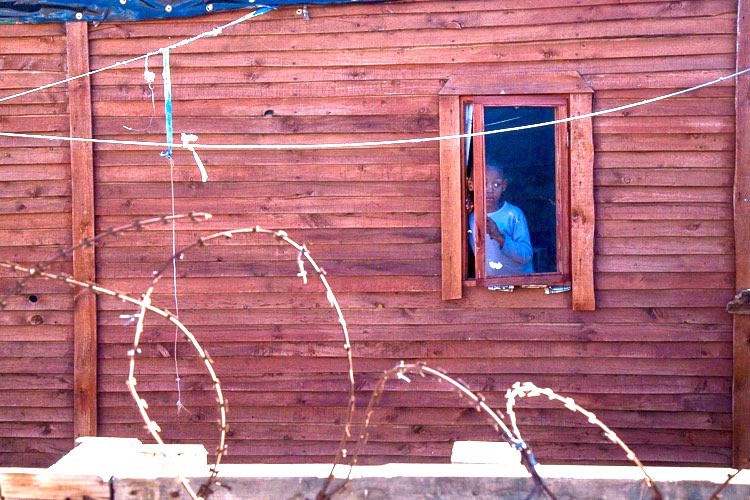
[486,162,508,211]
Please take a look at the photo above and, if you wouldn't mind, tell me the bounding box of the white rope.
[167,156,186,415]
[1,67,748,151]
[0,7,274,105]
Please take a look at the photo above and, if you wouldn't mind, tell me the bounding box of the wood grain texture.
[0,0,742,469]
[438,96,462,299]
[569,93,596,310]
[733,0,750,469]
[66,22,97,440]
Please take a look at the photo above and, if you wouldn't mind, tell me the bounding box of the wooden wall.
[0,24,75,466]
[0,0,739,467]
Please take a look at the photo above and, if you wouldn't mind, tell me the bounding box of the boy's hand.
[486,217,505,247]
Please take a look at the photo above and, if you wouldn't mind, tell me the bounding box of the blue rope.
[160,48,173,159]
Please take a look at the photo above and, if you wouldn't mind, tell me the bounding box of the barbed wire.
[0,214,357,499]
[0,262,210,499]
[316,361,555,500]
[505,382,662,499]
[0,215,744,498]
[0,212,212,310]
[130,224,357,498]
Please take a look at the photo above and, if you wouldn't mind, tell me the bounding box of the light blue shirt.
[469,202,534,276]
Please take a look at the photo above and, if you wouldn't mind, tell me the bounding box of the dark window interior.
[467,106,558,278]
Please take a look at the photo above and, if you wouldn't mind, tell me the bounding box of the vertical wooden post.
[439,95,462,300]
[569,93,596,311]
[66,22,97,438]
[734,0,750,469]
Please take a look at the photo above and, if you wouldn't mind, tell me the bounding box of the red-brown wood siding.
[0,0,739,467]
[0,23,75,467]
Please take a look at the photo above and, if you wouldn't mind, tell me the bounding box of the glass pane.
[483,106,557,276]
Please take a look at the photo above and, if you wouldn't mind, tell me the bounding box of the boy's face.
[486,167,508,212]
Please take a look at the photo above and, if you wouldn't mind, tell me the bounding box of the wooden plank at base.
[439,96,462,300]
[0,472,110,500]
[734,0,750,469]
[569,93,596,311]
[65,22,97,439]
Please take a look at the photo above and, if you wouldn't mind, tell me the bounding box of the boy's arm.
[494,211,533,264]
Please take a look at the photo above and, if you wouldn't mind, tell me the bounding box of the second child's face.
[486,168,508,212]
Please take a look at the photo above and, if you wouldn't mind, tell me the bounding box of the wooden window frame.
[467,95,570,288]
[439,72,595,310]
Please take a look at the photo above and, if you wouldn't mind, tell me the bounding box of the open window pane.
[483,106,557,275]
[465,98,568,286]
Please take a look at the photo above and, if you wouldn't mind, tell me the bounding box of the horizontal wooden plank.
[94,355,733,377]
[0,164,70,181]
[0,102,68,116]
[0,422,73,439]
[595,151,734,169]
[0,182,71,198]
[594,97,735,116]
[92,380,733,411]
[95,197,439,216]
[596,272,734,290]
[94,422,730,448]
[594,168,734,187]
[97,322,731,343]
[0,326,71,342]
[596,220,733,237]
[0,374,72,391]
[596,133,734,152]
[0,148,69,165]
[0,198,71,216]
[597,202,732,220]
[92,287,732,310]
[0,342,73,358]
[96,339,732,361]
[0,389,72,407]
[0,115,68,133]
[93,114,439,135]
[90,388,733,413]
[96,372,731,395]
[595,254,734,272]
[92,148,438,164]
[95,212,442,230]
[0,311,73,327]
[0,213,70,230]
[96,242,441,262]
[97,404,731,431]
[596,186,731,203]
[596,236,734,255]
[93,96,438,117]
[91,226,441,246]
[0,407,72,423]
[94,163,436,183]
[594,115,733,134]
[76,258,439,278]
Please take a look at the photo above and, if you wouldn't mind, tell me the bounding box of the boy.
[468,164,534,276]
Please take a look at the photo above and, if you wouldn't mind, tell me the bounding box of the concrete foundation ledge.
[113,464,750,500]
[3,464,748,499]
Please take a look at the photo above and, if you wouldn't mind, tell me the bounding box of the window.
[465,97,569,286]
[439,72,595,310]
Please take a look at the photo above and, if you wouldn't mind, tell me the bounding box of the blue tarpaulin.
[0,1,387,24]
